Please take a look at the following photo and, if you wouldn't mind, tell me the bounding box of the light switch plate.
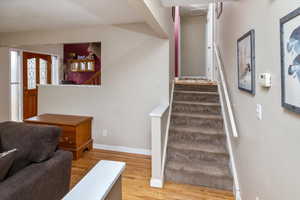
[256,104,262,120]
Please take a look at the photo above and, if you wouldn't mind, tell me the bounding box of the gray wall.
[181,15,206,77]
[216,1,300,199]
[0,48,10,121]
[0,23,170,151]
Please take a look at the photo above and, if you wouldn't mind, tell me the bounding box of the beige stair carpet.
[165,82,233,191]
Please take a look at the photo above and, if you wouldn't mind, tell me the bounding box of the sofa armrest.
[0,150,72,200]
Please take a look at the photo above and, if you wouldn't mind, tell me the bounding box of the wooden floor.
[71,149,234,200]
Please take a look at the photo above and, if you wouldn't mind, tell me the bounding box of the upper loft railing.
[83,71,101,85]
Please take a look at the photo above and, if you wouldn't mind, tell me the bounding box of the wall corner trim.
[93,144,151,156]
[235,190,242,200]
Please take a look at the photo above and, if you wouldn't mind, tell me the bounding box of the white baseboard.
[93,143,151,156]
[150,178,163,188]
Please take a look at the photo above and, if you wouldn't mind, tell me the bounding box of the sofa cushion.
[0,149,17,181]
[0,121,61,176]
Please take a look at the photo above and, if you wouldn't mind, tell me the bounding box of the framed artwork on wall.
[237,30,256,94]
[216,2,223,19]
[280,7,300,114]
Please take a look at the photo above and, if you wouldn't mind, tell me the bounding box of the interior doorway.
[23,52,52,119]
[180,14,207,78]
[174,4,215,81]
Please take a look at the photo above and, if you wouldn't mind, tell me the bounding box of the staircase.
[165,81,233,191]
[83,71,101,85]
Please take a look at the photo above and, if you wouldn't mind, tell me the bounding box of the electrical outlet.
[103,129,108,137]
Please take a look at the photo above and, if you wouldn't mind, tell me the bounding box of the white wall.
[143,0,174,37]
[0,48,10,122]
[181,15,207,77]
[17,44,64,56]
[128,0,175,93]
[0,23,170,151]
[216,1,300,199]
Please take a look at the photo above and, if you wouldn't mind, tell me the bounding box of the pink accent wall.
[64,43,101,84]
[174,6,181,77]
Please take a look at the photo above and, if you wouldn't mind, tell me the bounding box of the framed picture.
[237,30,256,94]
[216,2,223,19]
[280,7,300,114]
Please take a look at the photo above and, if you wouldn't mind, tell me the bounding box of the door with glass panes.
[23,52,51,119]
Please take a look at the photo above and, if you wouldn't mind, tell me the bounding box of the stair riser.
[174,93,220,103]
[167,147,229,165]
[172,103,221,115]
[168,131,226,145]
[175,85,218,92]
[171,116,224,130]
[165,169,233,191]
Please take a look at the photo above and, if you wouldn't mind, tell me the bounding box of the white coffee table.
[63,160,126,200]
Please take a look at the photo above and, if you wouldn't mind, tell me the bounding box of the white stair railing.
[214,44,238,138]
[149,81,174,188]
[214,43,241,199]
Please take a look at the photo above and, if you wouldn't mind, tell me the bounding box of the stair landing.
[175,78,217,86]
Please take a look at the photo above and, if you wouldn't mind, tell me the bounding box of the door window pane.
[51,56,59,85]
[10,51,20,83]
[27,58,36,89]
[10,50,21,122]
[39,58,47,85]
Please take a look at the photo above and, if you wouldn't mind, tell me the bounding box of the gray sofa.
[0,121,73,200]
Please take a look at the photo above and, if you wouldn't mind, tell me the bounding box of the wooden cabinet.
[24,114,93,160]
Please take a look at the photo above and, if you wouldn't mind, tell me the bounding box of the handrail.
[83,71,101,85]
[214,44,238,138]
[214,43,241,199]
[161,80,175,184]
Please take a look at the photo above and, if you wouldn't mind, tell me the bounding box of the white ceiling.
[0,0,144,33]
[161,0,236,7]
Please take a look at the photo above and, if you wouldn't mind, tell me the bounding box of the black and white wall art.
[280,7,300,114]
[237,30,256,94]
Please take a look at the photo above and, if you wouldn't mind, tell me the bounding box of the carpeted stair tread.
[173,90,220,103]
[165,163,233,190]
[174,90,218,95]
[173,100,220,106]
[168,141,228,155]
[169,126,225,136]
[165,80,232,191]
[172,112,222,119]
[175,84,218,92]
[166,160,232,178]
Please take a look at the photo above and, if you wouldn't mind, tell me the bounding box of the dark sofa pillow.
[0,149,17,181]
[0,122,61,176]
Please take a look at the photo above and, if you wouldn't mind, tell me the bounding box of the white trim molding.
[93,144,151,156]
[214,43,241,199]
[150,178,164,188]
[149,102,170,188]
[160,81,175,187]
